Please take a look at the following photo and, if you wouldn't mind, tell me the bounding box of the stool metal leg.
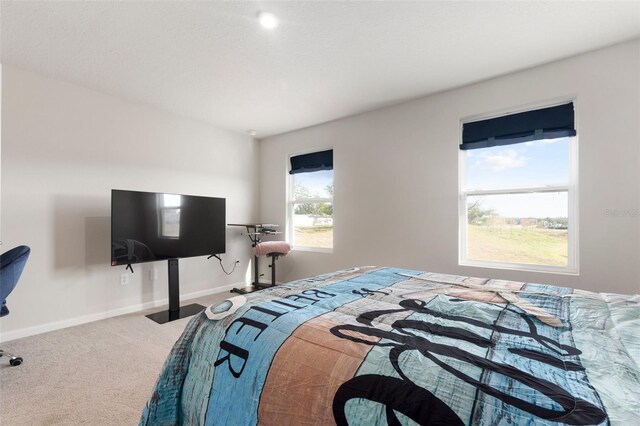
[271,254,277,286]
[0,349,23,366]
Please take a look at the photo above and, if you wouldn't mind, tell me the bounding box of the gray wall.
[1,66,259,339]
[259,40,640,295]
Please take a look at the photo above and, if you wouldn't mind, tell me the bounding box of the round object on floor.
[9,357,23,366]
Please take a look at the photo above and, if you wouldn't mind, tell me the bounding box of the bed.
[140,266,640,425]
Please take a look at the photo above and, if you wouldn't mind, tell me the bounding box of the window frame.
[458,99,579,275]
[286,148,334,253]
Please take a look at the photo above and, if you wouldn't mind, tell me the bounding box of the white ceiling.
[2,1,639,138]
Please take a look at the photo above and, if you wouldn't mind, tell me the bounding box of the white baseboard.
[0,282,243,343]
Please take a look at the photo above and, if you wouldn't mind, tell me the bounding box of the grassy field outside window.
[460,133,576,272]
[288,168,333,250]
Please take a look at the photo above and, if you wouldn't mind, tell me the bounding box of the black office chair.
[1,245,31,366]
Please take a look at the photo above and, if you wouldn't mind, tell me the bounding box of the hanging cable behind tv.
[208,254,239,275]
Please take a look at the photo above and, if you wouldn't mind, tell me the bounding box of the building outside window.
[459,102,578,273]
[288,149,333,251]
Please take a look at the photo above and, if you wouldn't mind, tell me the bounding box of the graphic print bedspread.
[140,267,640,425]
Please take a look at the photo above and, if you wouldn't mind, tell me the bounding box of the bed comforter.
[140,266,640,425]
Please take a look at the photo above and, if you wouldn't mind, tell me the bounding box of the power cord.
[208,254,240,275]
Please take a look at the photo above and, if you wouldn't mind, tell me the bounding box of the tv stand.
[145,258,205,324]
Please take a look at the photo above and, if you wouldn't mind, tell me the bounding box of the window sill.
[459,259,579,276]
[292,246,333,254]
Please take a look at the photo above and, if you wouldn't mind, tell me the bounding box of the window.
[459,102,577,273]
[288,149,333,251]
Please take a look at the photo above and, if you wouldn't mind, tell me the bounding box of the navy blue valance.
[461,102,575,150]
[289,149,333,175]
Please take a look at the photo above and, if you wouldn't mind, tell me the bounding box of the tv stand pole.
[145,258,206,324]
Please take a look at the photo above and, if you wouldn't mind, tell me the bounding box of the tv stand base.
[145,303,205,324]
[231,282,274,295]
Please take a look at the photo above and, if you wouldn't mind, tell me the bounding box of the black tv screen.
[111,189,225,266]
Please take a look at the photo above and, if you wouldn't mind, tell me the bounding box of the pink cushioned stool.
[253,241,291,287]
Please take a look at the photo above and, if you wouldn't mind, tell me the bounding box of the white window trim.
[286,148,334,253]
[458,99,579,275]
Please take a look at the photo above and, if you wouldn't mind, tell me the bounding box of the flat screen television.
[111,189,226,266]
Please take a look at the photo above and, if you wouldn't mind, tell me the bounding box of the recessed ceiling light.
[246,129,257,136]
[258,11,279,29]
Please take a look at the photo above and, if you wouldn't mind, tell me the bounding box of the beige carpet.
[0,292,230,425]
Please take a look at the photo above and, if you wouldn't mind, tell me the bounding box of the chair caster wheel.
[9,357,23,366]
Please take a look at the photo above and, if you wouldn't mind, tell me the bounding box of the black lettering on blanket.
[333,374,464,426]
[214,340,249,378]
[271,299,306,310]
[285,294,321,305]
[301,289,336,299]
[249,305,288,322]
[399,299,580,357]
[352,288,391,297]
[227,317,268,341]
[508,348,584,372]
[331,298,607,425]
[215,288,341,378]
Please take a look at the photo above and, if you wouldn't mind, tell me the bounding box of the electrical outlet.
[149,268,158,281]
[120,273,129,286]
